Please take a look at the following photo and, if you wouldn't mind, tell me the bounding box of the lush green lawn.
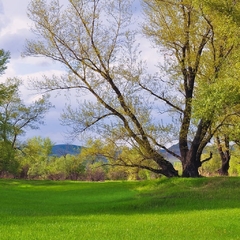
[0,177,240,240]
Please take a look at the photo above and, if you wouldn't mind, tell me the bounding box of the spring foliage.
[23,0,240,177]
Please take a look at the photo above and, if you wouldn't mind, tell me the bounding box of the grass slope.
[0,177,240,240]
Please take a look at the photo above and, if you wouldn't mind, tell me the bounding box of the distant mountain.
[160,142,195,162]
[50,143,182,162]
[159,143,181,162]
[51,144,82,157]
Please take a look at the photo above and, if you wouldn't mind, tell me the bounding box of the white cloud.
[0,1,32,59]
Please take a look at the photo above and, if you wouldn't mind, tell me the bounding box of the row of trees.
[2,136,152,180]
[2,135,240,180]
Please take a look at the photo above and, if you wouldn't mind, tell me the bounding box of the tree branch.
[139,82,183,113]
[200,152,213,166]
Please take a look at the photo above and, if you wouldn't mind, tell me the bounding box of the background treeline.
[5,137,159,181]
[1,136,240,181]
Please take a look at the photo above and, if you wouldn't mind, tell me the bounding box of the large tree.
[24,0,178,177]
[24,0,240,177]
[142,0,240,176]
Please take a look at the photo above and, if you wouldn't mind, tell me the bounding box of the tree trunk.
[160,160,179,177]
[218,157,230,176]
[180,119,212,177]
[217,135,230,176]
[182,158,200,177]
[180,138,202,177]
[153,152,179,177]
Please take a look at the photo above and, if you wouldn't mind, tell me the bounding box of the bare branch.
[200,152,213,166]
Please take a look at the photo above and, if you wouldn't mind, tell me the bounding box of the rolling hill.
[51,144,82,157]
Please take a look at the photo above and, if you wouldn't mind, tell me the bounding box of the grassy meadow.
[0,177,240,240]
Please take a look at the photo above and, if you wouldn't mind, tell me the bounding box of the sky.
[0,0,158,145]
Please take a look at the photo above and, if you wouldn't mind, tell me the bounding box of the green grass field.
[0,177,240,240]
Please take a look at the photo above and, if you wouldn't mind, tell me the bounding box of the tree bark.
[158,159,179,177]
[143,151,179,177]
[181,146,201,177]
[217,135,230,176]
[182,161,200,177]
[180,119,212,177]
[218,158,230,176]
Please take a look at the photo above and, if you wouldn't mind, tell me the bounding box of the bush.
[85,163,106,181]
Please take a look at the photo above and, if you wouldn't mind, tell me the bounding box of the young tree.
[0,79,53,174]
[24,0,240,177]
[18,136,54,179]
[0,79,53,146]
